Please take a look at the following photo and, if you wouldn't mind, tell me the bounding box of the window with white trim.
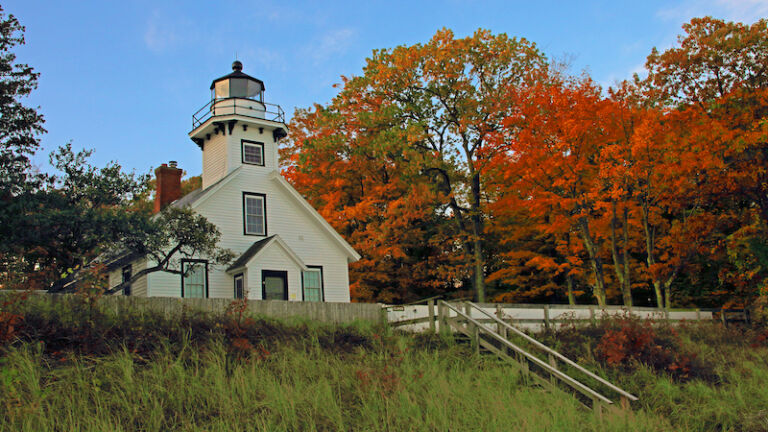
[182,259,208,298]
[243,193,266,236]
[242,140,264,166]
[302,266,323,302]
[234,273,245,299]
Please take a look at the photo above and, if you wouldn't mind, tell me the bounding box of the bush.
[538,313,715,382]
[595,316,708,382]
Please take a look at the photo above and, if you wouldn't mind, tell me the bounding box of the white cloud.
[143,10,195,53]
[306,28,357,63]
[237,47,288,72]
[658,0,768,24]
[715,0,768,22]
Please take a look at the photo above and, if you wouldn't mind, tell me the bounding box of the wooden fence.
[387,300,714,332]
[1,292,387,325]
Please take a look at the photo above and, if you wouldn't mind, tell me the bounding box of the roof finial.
[232,60,243,72]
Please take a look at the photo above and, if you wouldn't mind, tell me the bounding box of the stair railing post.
[428,299,436,334]
[496,304,503,334]
[438,301,446,335]
[518,352,530,383]
[548,352,557,386]
[593,399,603,420]
[620,395,629,410]
[544,305,551,331]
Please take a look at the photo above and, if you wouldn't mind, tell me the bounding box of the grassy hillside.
[0,296,766,431]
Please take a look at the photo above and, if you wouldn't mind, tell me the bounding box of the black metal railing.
[192,97,286,129]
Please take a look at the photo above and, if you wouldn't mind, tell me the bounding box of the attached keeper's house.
[108,62,360,302]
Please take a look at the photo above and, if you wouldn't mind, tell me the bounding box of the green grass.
[0,341,670,431]
[1,296,764,431]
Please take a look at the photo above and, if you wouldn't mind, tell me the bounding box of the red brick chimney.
[154,161,183,213]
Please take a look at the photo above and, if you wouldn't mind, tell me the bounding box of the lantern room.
[189,62,287,153]
[210,60,265,101]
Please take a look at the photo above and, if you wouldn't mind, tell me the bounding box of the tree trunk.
[566,273,576,305]
[641,203,665,308]
[610,202,632,307]
[622,206,631,306]
[468,167,485,303]
[577,216,607,306]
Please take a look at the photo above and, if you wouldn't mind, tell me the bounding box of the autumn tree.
[284,100,463,303]
[637,17,768,306]
[285,29,548,302]
[491,75,625,306]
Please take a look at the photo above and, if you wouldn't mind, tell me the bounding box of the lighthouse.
[189,61,288,189]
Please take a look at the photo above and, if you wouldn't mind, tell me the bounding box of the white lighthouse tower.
[107,62,359,301]
[189,61,288,189]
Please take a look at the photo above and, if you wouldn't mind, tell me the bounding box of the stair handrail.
[439,300,614,406]
[464,301,638,402]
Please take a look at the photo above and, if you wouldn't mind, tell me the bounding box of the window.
[121,265,132,296]
[181,259,208,298]
[243,193,267,236]
[302,266,323,302]
[234,273,244,299]
[242,140,264,166]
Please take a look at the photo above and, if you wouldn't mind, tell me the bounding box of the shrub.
[538,313,716,382]
[595,316,705,381]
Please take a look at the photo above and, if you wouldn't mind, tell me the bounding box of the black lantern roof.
[209,61,265,91]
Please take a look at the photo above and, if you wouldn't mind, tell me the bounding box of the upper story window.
[243,192,267,236]
[242,140,264,166]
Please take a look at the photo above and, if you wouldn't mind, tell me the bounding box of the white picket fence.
[385,301,713,333]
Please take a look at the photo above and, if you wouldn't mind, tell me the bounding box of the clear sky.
[4,0,767,177]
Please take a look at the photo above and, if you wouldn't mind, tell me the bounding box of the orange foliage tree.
[283,29,548,302]
[284,18,767,308]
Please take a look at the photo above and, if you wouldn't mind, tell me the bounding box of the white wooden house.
[107,62,360,302]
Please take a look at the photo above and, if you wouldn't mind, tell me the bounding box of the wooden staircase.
[435,300,638,415]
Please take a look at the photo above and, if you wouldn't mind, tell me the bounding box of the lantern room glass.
[213,78,263,102]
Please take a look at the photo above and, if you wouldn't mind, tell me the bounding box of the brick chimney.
[154,161,183,213]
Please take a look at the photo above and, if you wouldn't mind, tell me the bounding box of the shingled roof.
[226,235,275,272]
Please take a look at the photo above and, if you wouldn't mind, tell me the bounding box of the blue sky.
[5,0,768,177]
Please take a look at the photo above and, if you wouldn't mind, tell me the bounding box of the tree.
[0,8,231,293]
[493,76,619,306]
[284,103,463,303]
[638,17,768,306]
[0,6,45,197]
[3,145,232,293]
[104,205,235,295]
[0,6,46,274]
[285,29,548,302]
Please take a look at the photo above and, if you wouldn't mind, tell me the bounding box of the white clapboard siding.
[107,259,147,297]
[194,165,352,302]
[123,116,355,302]
[202,134,228,189]
[243,245,302,300]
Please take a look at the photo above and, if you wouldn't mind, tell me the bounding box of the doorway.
[262,270,288,300]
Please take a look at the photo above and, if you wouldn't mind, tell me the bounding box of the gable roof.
[170,168,360,264]
[269,171,361,263]
[227,235,308,273]
[227,235,274,271]
[171,167,242,209]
